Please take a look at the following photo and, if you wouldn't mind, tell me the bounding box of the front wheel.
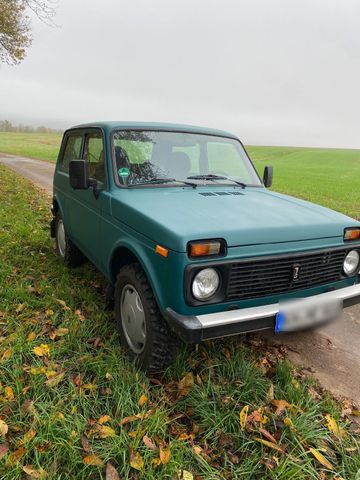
[114,263,179,372]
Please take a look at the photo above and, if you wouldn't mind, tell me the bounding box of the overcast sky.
[1,0,359,148]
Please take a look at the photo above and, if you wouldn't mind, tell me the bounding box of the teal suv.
[51,122,360,371]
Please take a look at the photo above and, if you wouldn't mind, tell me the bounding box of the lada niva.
[51,122,360,371]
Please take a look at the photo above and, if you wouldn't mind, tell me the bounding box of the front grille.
[226,248,350,301]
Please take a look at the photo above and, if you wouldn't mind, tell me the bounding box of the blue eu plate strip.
[275,312,286,333]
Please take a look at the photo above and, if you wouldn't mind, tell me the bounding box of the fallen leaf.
[160,445,171,464]
[1,349,12,361]
[325,415,346,438]
[106,462,120,480]
[178,372,194,398]
[23,428,36,443]
[49,328,69,341]
[98,425,116,438]
[129,447,144,470]
[6,447,25,465]
[178,470,194,480]
[0,442,8,460]
[255,437,285,453]
[56,299,71,311]
[259,428,277,444]
[45,371,65,388]
[272,399,297,415]
[240,405,249,430]
[138,394,148,407]
[32,344,50,357]
[16,303,25,313]
[98,415,111,424]
[83,454,103,466]
[5,386,14,401]
[309,448,334,470]
[0,419,8,437]
[143,435,158,450]
[267,383,274,401]
[119,415,140,425]
[22,465,47,479]
[81,434,91,452]
[22,399,35,415]
[27,332,36,342]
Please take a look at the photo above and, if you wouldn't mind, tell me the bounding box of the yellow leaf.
[151,457,162,467]
[30,366,47,375]
[45,370,57,379]
[178,373,194,398]
[32,344,50,357]
[325,415,346,438]
[98,425,116,438]
[240,405,249,430]
[27,332,36,342]
[49,328,69,341]
[254,437,285,453]
[45,309,54,317]
[351,410,360,417]
[1,349,12,361]
[129,448,144,470]
[309,448,334,470]
[6,447,25,465]
[178,471,194,480]
[98,415,111,424]
[138,394,148,407]
[16,303,25,313]
[128,430,138,438]
[83,454,103,466]
[272,399,300,415]
[160,445,171,464]
[5,386,14,401]
[284,417,295,430]
[0,419,8,436]
[23,429,36,443]
[23,465,47,479]
[45,371,65,388]
[56,299,71,311]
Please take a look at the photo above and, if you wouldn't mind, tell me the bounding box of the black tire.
[114,263,179,372]
[54,211,86,267]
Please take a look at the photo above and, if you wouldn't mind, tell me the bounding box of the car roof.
[68,121,238,139]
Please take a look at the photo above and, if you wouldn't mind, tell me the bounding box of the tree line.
[0,120,62,133]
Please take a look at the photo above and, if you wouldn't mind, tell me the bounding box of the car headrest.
[167,151,191,179]
[115,146,130,169]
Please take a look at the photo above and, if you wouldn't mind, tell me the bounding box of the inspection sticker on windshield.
[275,297,342,333]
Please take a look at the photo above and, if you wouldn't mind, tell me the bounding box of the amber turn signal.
[189,241,221,258]
[344,229,360,241]
[155,245,168,257]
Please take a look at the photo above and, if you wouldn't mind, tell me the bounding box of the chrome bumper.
[166,283,360,343]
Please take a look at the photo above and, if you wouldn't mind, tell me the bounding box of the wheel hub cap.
[120,284,146,354]
[57,219,66,257]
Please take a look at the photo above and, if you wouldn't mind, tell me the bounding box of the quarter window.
[61,134,82,171]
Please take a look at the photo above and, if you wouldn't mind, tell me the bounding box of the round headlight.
[192,268,220,300]
[343,250,360,276]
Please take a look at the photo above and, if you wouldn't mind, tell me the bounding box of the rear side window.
[61,134,82,171]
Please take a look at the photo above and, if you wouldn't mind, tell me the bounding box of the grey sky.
[1,0,359,148]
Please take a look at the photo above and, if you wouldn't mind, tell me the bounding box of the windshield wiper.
[128,178,197,188]
[187,174,246,188]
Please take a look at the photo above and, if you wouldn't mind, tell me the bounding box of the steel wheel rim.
[57,219,66,258]
[120,284,146,354]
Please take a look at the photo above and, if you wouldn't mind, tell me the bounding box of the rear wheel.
[54,212,85,267]
[114,263,179,372]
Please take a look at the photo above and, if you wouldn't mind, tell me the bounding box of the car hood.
[110,187,359,252]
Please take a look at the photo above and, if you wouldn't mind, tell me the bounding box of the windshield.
[112,130,262,187]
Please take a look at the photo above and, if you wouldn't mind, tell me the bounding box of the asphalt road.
[1,153,359,405]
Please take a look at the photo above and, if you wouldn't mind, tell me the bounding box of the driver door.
[68,129,106,265]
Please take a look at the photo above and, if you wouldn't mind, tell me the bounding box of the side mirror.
[69,160,89,189]
[263,165,273,188]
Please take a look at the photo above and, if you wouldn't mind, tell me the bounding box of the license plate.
[275,297,342,333]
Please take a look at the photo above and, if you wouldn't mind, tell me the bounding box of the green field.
[1,164,359,479]
[0,132,359,219]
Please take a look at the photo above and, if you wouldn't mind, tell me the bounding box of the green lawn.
[0,132,359,219]
[1,165,360,479]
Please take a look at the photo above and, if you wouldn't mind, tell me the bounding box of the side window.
[84,132,105,183]
[61,134,82,171]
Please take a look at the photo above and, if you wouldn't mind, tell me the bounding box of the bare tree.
[0,0,57,65]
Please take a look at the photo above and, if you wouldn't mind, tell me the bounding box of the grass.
[0,132,62,162]
[0,132,359,219]
[0,164,360,478]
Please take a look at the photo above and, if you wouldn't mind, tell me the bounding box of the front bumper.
[165,283,360,343]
